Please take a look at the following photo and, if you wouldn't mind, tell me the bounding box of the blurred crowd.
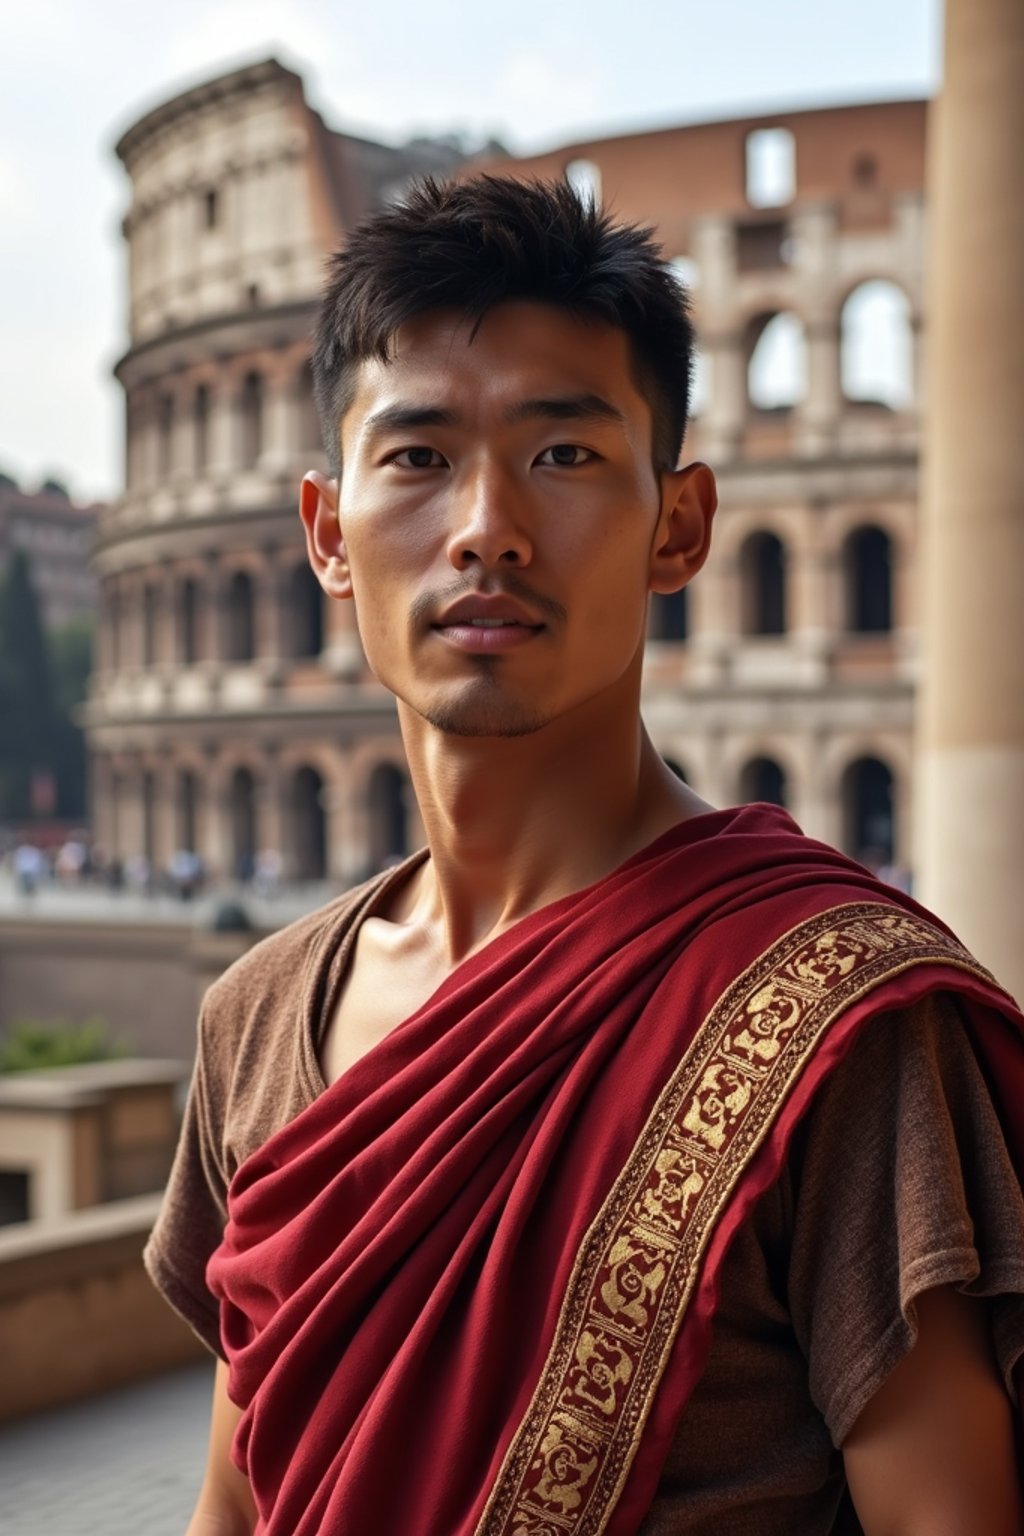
[0,836,287,902]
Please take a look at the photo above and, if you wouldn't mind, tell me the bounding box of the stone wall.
[0,1197,208,1422]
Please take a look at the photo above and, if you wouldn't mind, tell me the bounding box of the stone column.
[256,551,289,677]
[797,318,841,456]
[698,334,746,462]
[260,366,294,476]
[916,0,1024,998]
[323,593,364,680]
[208,379,238,479]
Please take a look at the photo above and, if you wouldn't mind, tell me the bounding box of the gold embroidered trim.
[475,903,995,1536]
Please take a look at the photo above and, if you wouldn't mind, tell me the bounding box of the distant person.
[13,842,45,896]
[147,179,1024,1536]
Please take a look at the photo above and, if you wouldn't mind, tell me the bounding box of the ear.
[298,472,352,600]
[649,461,717,595]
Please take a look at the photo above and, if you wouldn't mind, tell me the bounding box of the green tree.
[49,614,93,818]
[0,549,56,821]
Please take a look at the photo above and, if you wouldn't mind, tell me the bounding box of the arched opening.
[296,362,321,453]
[226,570,255,662]
[747,313,807,411]
[740,531,787,635]
[367,762,410,869]
[842,756,895,866]
[738,756,787,806]
[178,770,198,853]
[290,563,324,658]
[845,526,893,633]
[840,281,913,409]
[157,394,174,478]
[745,128,796,208]
[194,384,210,474]
[291,765,327,881]
[230,767,257,880]
[141,771,156,867]
[240,371,263,468]
[142,583,158,667]
[109,583,122,670]
[180,577,200,664]
[648,588,688,642]
[565,158,601,205]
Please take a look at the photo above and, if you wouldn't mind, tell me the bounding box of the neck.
[394,685,712,964]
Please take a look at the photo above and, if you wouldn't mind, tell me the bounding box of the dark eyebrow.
[362,393,625,439]
[504,393,625,427]
[362,404,460,437]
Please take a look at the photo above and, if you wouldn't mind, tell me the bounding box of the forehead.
[341,301,653,449]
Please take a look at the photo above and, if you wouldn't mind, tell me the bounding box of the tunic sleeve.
[143,994,231,1359]
[786,991,1024,1446]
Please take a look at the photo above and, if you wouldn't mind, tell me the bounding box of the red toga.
[206,805,1024,1535]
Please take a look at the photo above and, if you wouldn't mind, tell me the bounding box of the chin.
[419,700,551,738]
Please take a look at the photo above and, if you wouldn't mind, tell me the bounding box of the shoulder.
[199,869,390,1055]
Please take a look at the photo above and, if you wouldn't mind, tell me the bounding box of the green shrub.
[0,1018,129,1073]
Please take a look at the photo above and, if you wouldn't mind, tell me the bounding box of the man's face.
[333,300,683,738]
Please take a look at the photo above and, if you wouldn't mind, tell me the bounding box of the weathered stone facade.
[88,61,925,883]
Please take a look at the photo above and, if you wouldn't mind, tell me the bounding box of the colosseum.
[87,58,924,886]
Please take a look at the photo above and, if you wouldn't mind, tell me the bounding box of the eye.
[535,444,596,467]
[385,446,447,469]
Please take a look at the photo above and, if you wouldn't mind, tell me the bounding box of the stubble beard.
[417,660,550,739]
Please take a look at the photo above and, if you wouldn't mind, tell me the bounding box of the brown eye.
[389,447,445,469]
[538,444,593,467]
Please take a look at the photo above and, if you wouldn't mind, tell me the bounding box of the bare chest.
[318,920,450,1087]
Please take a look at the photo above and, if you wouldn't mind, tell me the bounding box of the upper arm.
[186,1360,258,1536]
[842,1284,1023,1535]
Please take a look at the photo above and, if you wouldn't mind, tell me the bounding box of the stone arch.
[648,588,688,642]
[141,769,157,867]
[295,360,321,453]
[367,761,411,869]
[841,755,895,866]
[142,581,159,667]
[193,383,211,474]
[739,530,787,635]
[157,392,175,478]
[843,524,893,633]
[565,158,601,205]
[179,573,201,664]
[289,561,325,658]
[840,280,913,409]
[226,569,255,662]
[177,766,200,853]
[229,765,258,880]
[240,370,263,468]
[746,311,807,411]
[738,755,788,806]
[745,127,796,208]
[290,764,328,881]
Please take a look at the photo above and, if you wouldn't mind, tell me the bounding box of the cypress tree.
[0,550,57,821]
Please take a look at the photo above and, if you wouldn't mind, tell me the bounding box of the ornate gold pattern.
[476,903,995,1536]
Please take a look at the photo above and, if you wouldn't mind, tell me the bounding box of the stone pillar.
[916,0,1024,999]
[698,334,746,462]
[208,380,238,479]
[260,367,294,476]
[796,318,841,456]
[323,593,364,680]
[256,551,289,675]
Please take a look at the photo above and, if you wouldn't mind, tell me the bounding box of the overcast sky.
[0,0,942,502]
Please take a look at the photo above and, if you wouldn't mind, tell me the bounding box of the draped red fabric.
[206,805,1024,1536]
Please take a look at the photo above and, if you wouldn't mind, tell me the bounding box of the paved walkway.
[0,1362,215,1536]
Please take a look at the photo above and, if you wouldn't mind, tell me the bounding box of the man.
[146,177,1024,1535]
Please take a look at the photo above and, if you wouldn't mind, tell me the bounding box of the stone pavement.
[0,1361,215,1536]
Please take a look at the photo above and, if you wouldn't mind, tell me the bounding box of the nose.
[444,463,533,572]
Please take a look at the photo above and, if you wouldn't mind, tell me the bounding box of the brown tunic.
[144,865,1024,1533]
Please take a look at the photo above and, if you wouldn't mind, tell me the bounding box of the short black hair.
[311,175,695,475]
